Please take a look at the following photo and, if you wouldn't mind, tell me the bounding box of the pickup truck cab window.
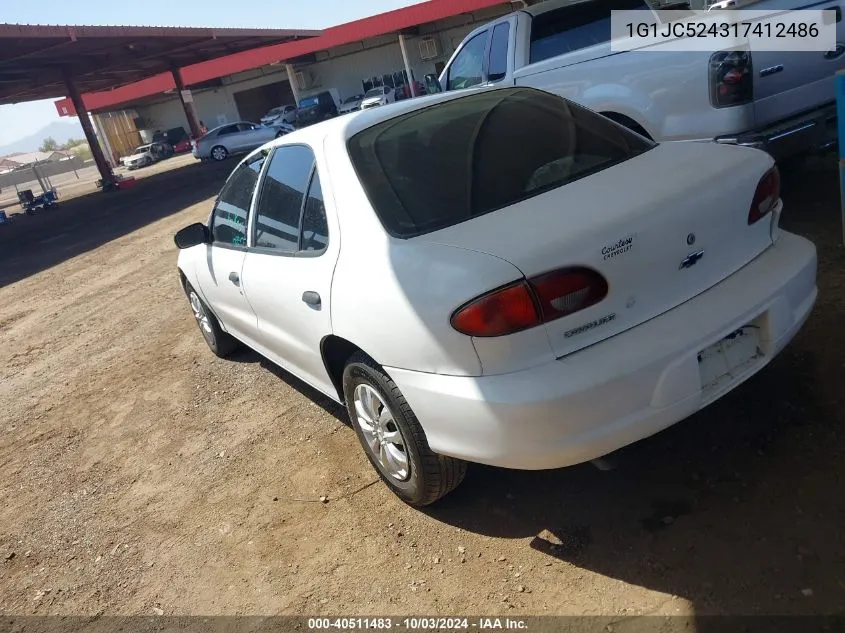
[530,0,647,63]
[447,31,488,91]
[488,23,511,82]
[210,153,266,247]
[253,145,316,253]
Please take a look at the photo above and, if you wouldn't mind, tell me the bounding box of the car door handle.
[302,291,321,307]
[228,272,240,286]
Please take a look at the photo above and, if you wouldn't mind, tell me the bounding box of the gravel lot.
[0,152,843,622]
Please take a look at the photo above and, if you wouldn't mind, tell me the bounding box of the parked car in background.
[174,86,817,506]
[260,104,298,126]
[165,126,190,151]
[395,81,427,102]
[192,121,292,162]
[434,0,843,159]
[172,139,192,153]
[121,142,170,169]
[297,91,339,127]
[360,86,395,110]
[339,94,365,114]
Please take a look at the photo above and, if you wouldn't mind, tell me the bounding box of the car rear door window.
[447,31,488,91]
[347,87,653,238]
[253,145,315,253]
[210,153,266,247]
[488,23,511,82]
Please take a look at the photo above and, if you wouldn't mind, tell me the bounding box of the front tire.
[342,353,466,506]
[184,282,240,358]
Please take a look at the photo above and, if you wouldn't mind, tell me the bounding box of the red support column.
[64,73,114,187]
[171,65,202,139]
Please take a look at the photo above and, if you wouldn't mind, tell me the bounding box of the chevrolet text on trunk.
[174,87,817,506]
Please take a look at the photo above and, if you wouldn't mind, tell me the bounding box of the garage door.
[233,81,296,124]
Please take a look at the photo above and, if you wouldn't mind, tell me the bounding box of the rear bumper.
[715,102,837,159]
[387,232,817,470]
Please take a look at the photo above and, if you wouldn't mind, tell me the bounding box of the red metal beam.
[53,0,508,116]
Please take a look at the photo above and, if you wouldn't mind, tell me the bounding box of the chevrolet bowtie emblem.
[680,250,705,270]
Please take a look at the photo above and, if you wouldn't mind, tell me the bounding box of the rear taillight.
[748,166,780,225]
[709,50,753,108]
[450,267,608,338]
[450,281,540,337]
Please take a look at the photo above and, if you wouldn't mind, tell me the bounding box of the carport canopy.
[0,23,321,185]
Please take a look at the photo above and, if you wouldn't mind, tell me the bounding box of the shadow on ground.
[0,159,232,288]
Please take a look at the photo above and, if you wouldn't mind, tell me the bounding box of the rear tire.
[342,352,466,506]
[210,145,228,162]
[184,282,240,358]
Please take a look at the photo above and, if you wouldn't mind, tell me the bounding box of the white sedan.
[359,86,395,110]
[174,87,817,506]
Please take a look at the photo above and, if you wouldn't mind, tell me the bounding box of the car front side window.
[210,154,266,247]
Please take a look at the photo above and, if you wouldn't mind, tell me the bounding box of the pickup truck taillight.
[709,51,753,108]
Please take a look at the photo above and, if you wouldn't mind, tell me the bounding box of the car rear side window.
[529,0,648,63]
[211,153,266,247]
[347,87,653,238]
[300,171,329,252]
[253,145,315,253]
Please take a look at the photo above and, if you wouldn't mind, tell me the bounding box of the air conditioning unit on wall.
[418,38,439,61]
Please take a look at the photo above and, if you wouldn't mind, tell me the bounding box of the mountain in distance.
[0,120,85,156]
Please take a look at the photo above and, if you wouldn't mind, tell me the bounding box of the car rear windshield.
[347,87,654,238]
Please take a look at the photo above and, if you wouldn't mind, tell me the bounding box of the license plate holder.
[698,326,764,393]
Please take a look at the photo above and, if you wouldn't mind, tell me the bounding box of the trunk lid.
[418,142,775,360]
[752,0,845,126]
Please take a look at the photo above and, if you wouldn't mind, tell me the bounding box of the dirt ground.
[0,152,844,623]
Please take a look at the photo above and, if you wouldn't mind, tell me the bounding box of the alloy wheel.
[353,384,410,481]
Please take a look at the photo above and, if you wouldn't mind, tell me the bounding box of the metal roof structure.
[0,23,321,105]
[52,0,512,114]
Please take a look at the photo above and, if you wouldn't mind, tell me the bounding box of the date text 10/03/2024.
[307,618,529,630]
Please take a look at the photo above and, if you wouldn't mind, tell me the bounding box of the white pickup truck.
[431,0,844,159]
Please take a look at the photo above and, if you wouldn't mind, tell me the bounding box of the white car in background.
[260,104,298,126]
[339,94,365,114]
[359,86,395,110]
[121,144,156,169]
[174,87,817,506]
[192,121,293,162]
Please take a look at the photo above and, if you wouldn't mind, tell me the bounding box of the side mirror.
[174,222,209,249]
[424,74,443,94]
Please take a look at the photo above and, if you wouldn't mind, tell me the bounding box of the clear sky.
[0,0,426,147]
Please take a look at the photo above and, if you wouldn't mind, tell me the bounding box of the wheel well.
[177,269,188,293]
[321,335,365,402]
[600,112,653,140]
